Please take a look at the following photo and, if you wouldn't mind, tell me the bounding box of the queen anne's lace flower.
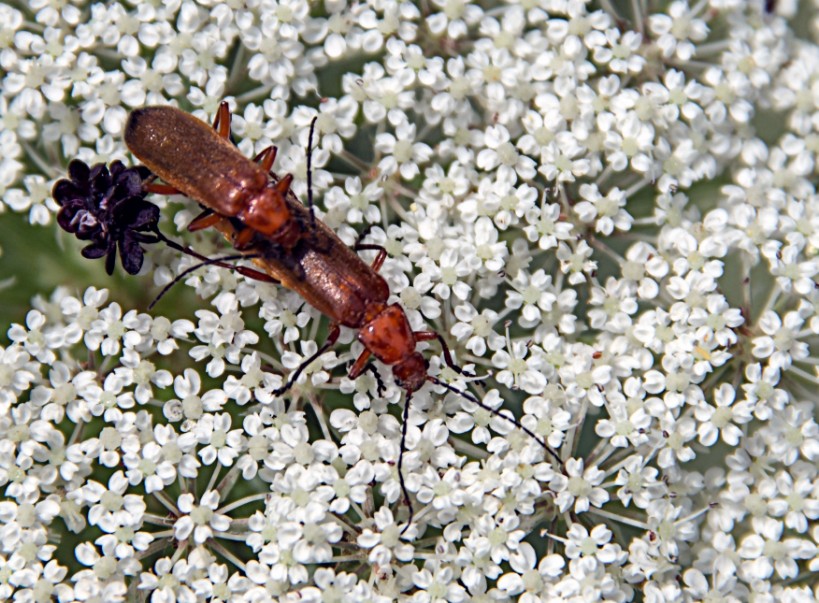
[2,1,818,600]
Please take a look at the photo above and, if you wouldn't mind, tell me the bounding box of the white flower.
[738,517,809,580]
[752,309,810,370]
[357,506,415,565]
[122,437,177,494]
[657,414,698,468]
[763,470,819,534]
[113,348,172,404]
[476,124,536,183]
[682,566,747,603]
[324,175,383,225]
[173,490,231,546]
[497,543,565,599]
[768,243,819,295]
[411,560,467,602]
[194,412,245,467]
[467,216,507,273]
[374,119,432,181]
[695,383,752,447]
[492,341,547,395]
[595,397,651,448]
[648,1,709,62]
[556,240,597,285]
[574,184,635,234]
[505,269,557,329]
[427,0,482,39]
[84,470,146,532]
[564,523,625,565]
[421,162,472,211]
[7,310,57,364]
[451,303,503,356]
[550,458,610,514]
[416,248,473,302]
[613,455,665,510]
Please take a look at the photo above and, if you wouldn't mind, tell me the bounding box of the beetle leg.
[354,224,374,246]
[144,182,182,196]
[353,225,388,271]
[253,146,279,172]
[415,331,476,377]
[347,348,373,380]
[355,244,388,272]
[233,265,278,283]
[188,211,259,254]
[233,227,257,249]
[212,101,232,139]
[273,324,341,396]
[188,209,222,232]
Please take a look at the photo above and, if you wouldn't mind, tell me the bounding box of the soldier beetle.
[125,103,307,251]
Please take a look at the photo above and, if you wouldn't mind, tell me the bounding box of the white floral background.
[1,0,818,601]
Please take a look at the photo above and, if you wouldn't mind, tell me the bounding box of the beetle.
[125,103,306,250]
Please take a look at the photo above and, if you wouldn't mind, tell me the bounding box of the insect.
[61,102,561,530]
[124,103,307,251]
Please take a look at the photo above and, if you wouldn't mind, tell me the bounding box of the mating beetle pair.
[54,102,558,528]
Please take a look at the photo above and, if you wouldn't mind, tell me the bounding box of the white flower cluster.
[1,0,819,601]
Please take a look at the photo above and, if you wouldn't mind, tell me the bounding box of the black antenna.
[148,252,261,310]
[306,115,318,232]
[395,378,563,535]
[399,391,414,535]
[428,376,563,465]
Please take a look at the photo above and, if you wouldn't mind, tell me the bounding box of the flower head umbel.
[1,0,818,601]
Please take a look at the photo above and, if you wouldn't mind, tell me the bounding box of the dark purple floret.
[53,160,161,275]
